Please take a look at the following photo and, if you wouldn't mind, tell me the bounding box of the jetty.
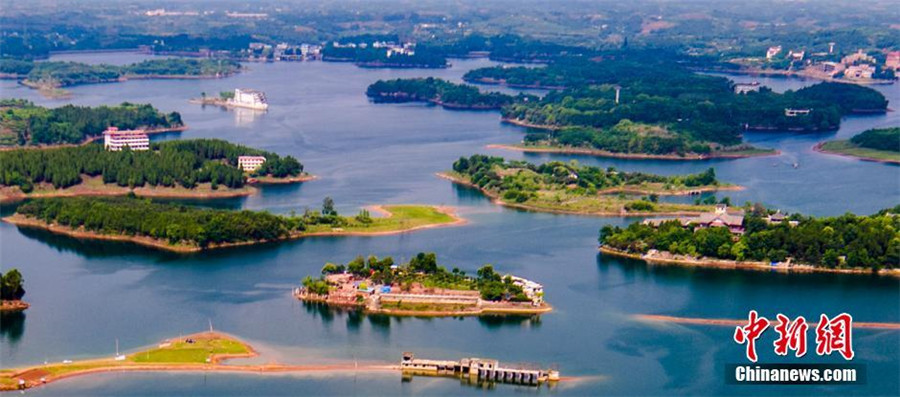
[400,352,559,386]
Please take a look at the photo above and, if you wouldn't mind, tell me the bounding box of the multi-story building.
[844,64,875,79]
[886,51,900,70]
[238,155,267,172]
[766,46,782,60]
[103,127,149,151]
[229,89,268,110]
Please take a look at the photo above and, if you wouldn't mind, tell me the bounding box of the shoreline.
[0,331,398,392]
[486,143,779,161]
[812,142,900,165]
[300,295,551,317]
[436,172,712,218]
[0,300,29,313]
[708,66,896,86]
[0,172,313,204]
[598,245,900,278]
[2,205,467,253]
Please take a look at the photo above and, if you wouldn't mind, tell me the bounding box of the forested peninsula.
[0,139,308,202]
[0,100,183,147]
[0,58,241,89]
[599,205,900,276]
[369,54,888,159]
[366,78,521,109]
[4,197,464,252]
[440,154,738,216]
[816,127,900,164]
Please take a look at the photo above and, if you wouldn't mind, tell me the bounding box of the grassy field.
[305,205,458,234]
[0,332,253,390]
[819,140,900,163]
[130,336,250,363]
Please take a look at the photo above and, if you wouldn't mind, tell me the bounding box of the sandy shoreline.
[2,205,467,253]
[812,142,900,165]
[1,331,398,392]
[0,300,29,313]
[599,246,900,278]
[436,172,709,218]
[486,144,780,161]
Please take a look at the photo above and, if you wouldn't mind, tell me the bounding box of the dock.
[399,352,558,386]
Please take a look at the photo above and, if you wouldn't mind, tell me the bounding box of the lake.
[0,52,897,395]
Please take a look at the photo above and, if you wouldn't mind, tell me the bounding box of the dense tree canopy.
[849,127,900,152]
[452,154,719,202]
[6,58,242,88]
[0,139,303,192]
[0,100,182,146]
[366,77,521,109]
[599,205,900,270]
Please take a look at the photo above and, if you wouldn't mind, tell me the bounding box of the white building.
[509,276,544,305]
[103,127,149,151]
[784,108,811,117]
[844,64,874,80]
[238,156,267,172]
[766,46,782,60]
[229,89,268,110]
[734,82,761,94]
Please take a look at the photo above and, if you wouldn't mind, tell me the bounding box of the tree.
[1,269,25,301]
[322,197,337,216]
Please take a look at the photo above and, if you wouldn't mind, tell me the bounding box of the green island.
[599,204,900,276]
[366,77,521,110]
[370,55,888,159]
[0,58,241,93]
[322,38,448,68]
[816,127,900,164]
[0,269,28,313]
[440,154,738,216]
[0,139,308,202]
[3,197,465,253]
[0,99,183,147]
[297,252,549,316]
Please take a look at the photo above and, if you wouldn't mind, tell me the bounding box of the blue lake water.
[0,53,898,395]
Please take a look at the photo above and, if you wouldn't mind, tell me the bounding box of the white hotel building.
[238,156,267,172]
[103,127,150,151]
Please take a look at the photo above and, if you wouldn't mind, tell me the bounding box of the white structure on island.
[103,127,149,151]
[228,89,269,110]
[237,155,267,172]
[509,276,544,305]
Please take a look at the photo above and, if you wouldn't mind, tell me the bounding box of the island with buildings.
[599,204,900,276]
[439,155,739,216]
[3,197,465,253]
[815,127,900,165]
[295,253,550,316]
[0,137,310,202]
[191,88,269,110]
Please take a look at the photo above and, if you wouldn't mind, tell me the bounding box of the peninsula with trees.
[366,77,521,110]
[815,127,900,164]
[0,269,27,313]
[0,139,308,202]
[440,154,738,216]
[599,204,900,276]
[3,197,465,253]
[296,252,549,316]
[369,55,888,160]
[1,58,241,96]
[0,100,184,147]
